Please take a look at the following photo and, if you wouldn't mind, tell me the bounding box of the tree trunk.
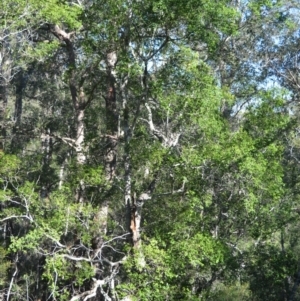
[0,31,11,150]
[13,70,24,124]
[50,25,87,202]
[0,81,7,150]
[11,69,26,150]
[104,51,118,181]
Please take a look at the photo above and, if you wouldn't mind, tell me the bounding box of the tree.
[1,0,300,300]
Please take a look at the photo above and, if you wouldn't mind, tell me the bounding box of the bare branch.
[49,134,76,149]
[145,103,167,143]
[6,255,18,301]
[103,256,128,267]
[70,278,107,301]
[61,254,92,262]
[44,234,67,249]
[0,215,33,223]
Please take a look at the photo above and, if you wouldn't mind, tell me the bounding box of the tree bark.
[13,70,24,124]
[50,25,87,202]
[0,30,11,150]
[0,81,7,150]
[104,51,118,181]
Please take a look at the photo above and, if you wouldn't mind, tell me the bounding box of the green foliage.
[119,239,177,300]
[1,0,82,29]
[247,243,297,301]
[2,0,300,300]
[24,40,61,63]
[0,153,21,177]
[0,247,10,287]
[208,282,251,301]
[43,255,94,293]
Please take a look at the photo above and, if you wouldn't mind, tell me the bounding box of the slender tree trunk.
[13,70,24,124]
[123,104,132,239]
[0,83,7,117]
[41,129,53,167]
[50,25,87,202]
[94,51,119,238]
[59,156,68,190]
[11,69,26,150]
[0,81,7,150]
[123,105,141,249]
[40,128,53,199]
[74,107,86,203]
[104,51,118,181]
[75,106,86,165]
[121,72,145,270]
[0,32,11,150]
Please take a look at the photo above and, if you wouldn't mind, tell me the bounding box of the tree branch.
[70,278,106,301]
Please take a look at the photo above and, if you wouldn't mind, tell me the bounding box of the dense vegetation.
[1,0,300,300]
